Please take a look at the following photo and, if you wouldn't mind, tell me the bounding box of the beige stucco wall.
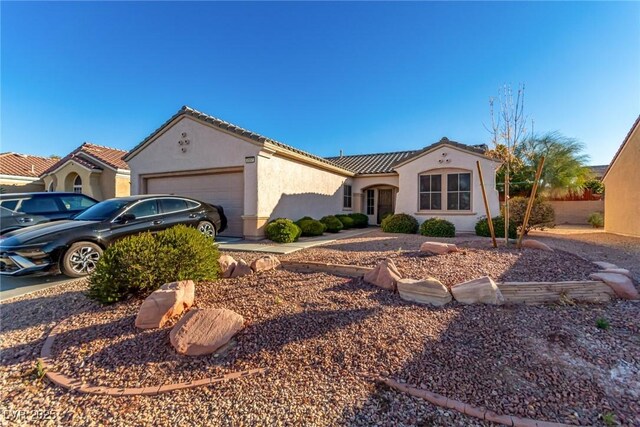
[115,175,131,197]
[0,177,45,193]
[257,152,350,221]
[41,162,130,200]
[549,200,604,225]
[394,145,501,232]
[603,123,640,236]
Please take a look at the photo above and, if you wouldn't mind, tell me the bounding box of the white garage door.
[145,172,244,237]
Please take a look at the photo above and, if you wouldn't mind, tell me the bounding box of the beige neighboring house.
[41,143,130,200]
[125,106,501,239]
[0,153,58,193]
[602,115,640,237]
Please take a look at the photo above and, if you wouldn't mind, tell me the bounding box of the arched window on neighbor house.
[73,175,82,194]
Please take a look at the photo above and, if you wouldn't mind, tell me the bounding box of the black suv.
[0,195,227,277]
[0,192,98,234]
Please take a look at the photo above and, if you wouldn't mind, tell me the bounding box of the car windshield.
[74,199,130,221]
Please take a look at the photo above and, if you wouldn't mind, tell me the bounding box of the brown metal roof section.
[326,150,417,174]
[0,153,58,177]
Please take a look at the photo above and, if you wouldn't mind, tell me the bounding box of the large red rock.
[230,259,253,278]
[219,255,237,278]
[419,241,458,255]
[251,255,281,272]
[521,239,553,252]
[135,280,195,329]
[397,277,452,306]
[590,272,639,300]
[170,308,245,356]
[451,276,504,305]
[363,258,402,291]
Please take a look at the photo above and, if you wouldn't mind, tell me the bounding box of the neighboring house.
[124,106,501,238]
[602,115,640,237]
[41,143,130,200]
[0,153,58,193]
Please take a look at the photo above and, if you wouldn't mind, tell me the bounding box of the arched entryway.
[64,172,83,194]
[361,185,399,225]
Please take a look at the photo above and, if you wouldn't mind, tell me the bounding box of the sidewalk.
[216,228,375,254]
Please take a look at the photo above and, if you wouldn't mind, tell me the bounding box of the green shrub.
[588,212,604,228]
[320,215,344,233]
[475,216,517,239]
[295,218,326,236]
[420,217,456,237]
[265,218,301,243]
[336,214,355,229]
[507,197,555,234]
[88,225,219,304]
[381,213,418,234]
[348,213,369,228]
[596,318,610,330]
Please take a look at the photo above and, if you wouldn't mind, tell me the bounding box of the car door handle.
[152,219,164,225]
[18,218,34,223]
[188,213,198,219]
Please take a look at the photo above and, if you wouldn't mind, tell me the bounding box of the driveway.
[0,274,76,301]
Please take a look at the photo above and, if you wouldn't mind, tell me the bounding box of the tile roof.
[42,143,129,176]
[602,114,640,181]
[0,153,58,178]
[126,106,352,173]
[326,150,417,174]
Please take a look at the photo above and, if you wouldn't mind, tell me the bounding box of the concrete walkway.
[216,228,375,254]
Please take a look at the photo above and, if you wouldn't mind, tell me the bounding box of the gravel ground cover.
[1,232,639,426]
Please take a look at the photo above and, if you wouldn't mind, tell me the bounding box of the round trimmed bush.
[587,212,604,228]
[419,218,456,237]
[475,216,516,239]
[381,213,419,234]
[348,213,369,228]
[295,218,326,236]
[508,197,555,234]
[88,225,220,304]
[265,218,301,243]
[336,214,355,229]
[320,215,344,233]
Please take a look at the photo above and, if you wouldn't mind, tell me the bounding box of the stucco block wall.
[549,200,604,225]
[0,179,45,193]
[394,146,500,232]
[603,125,640,237]
[257,153,350,220]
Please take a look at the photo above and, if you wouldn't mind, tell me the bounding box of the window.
[73,175,82,194]
[185,200,200,209]
[159,198,188,213]
[419,174,442,210]
[343,185,352,209]
[447,173,471,211]
[58,195,96,211]
[366,189,375,215]
[18,196,61,214]
[0,199,20,211]
[128,200,159,218]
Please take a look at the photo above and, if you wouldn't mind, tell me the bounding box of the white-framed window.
[419,174,442,210]
[73,175,82,194]
[366,189,375,215]
[447,173,471,210]
[343,184,352,209]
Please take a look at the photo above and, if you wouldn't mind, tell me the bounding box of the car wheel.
[62,242,103,278]
[197,220,216,239]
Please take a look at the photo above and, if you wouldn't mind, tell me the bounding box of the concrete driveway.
[0,274,76,301]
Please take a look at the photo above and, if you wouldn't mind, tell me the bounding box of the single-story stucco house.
[124,106,501,238]
[41,143,131,200]
[602,115,640,237]
[0,153,58,193]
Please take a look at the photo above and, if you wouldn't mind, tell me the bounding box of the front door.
[377,189,393,224]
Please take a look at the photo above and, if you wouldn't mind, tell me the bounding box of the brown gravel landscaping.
[1,231,639,426]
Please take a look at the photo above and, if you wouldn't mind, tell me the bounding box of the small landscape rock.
[135,280,195,329]
[590,272,639,300]
[593,261,618,270]
[363,258,402,291]
[251,255,281,272]
[219,255,238,278]
[420,241,458,255]
[397,277,452,306]
[521,240,553,252]
[451,276,504,305]
[170,308,245,356]
[601,268,633,279]
[231,259,253,278]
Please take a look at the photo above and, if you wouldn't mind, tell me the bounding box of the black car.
[0,192,98,234]
[0,195,227,277]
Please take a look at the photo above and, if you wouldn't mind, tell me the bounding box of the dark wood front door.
[377,189,393,224]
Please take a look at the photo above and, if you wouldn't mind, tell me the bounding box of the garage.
[145,171,244,237]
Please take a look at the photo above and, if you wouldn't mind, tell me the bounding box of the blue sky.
[2,2,639,165]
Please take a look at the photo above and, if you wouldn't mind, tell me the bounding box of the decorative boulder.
[219,255,237,278]
[451,276,504,305]
[363,258,402,291]
[521,239,553,252]
[397,277,452,307]
[230,259,253,278]
[601,268,633,279]
[590,272,639,300]
[594,261,618,270]
[251,255,281,272]
[135,280,195,329]
[420,241,458,255]
[170,308,245,356]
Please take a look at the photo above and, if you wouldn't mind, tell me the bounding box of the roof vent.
[339,149,343,158]
[440,137,449,142]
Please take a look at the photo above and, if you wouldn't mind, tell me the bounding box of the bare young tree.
[486,84,528,244]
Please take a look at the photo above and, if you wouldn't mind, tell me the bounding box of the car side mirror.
[115,213,136,223]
